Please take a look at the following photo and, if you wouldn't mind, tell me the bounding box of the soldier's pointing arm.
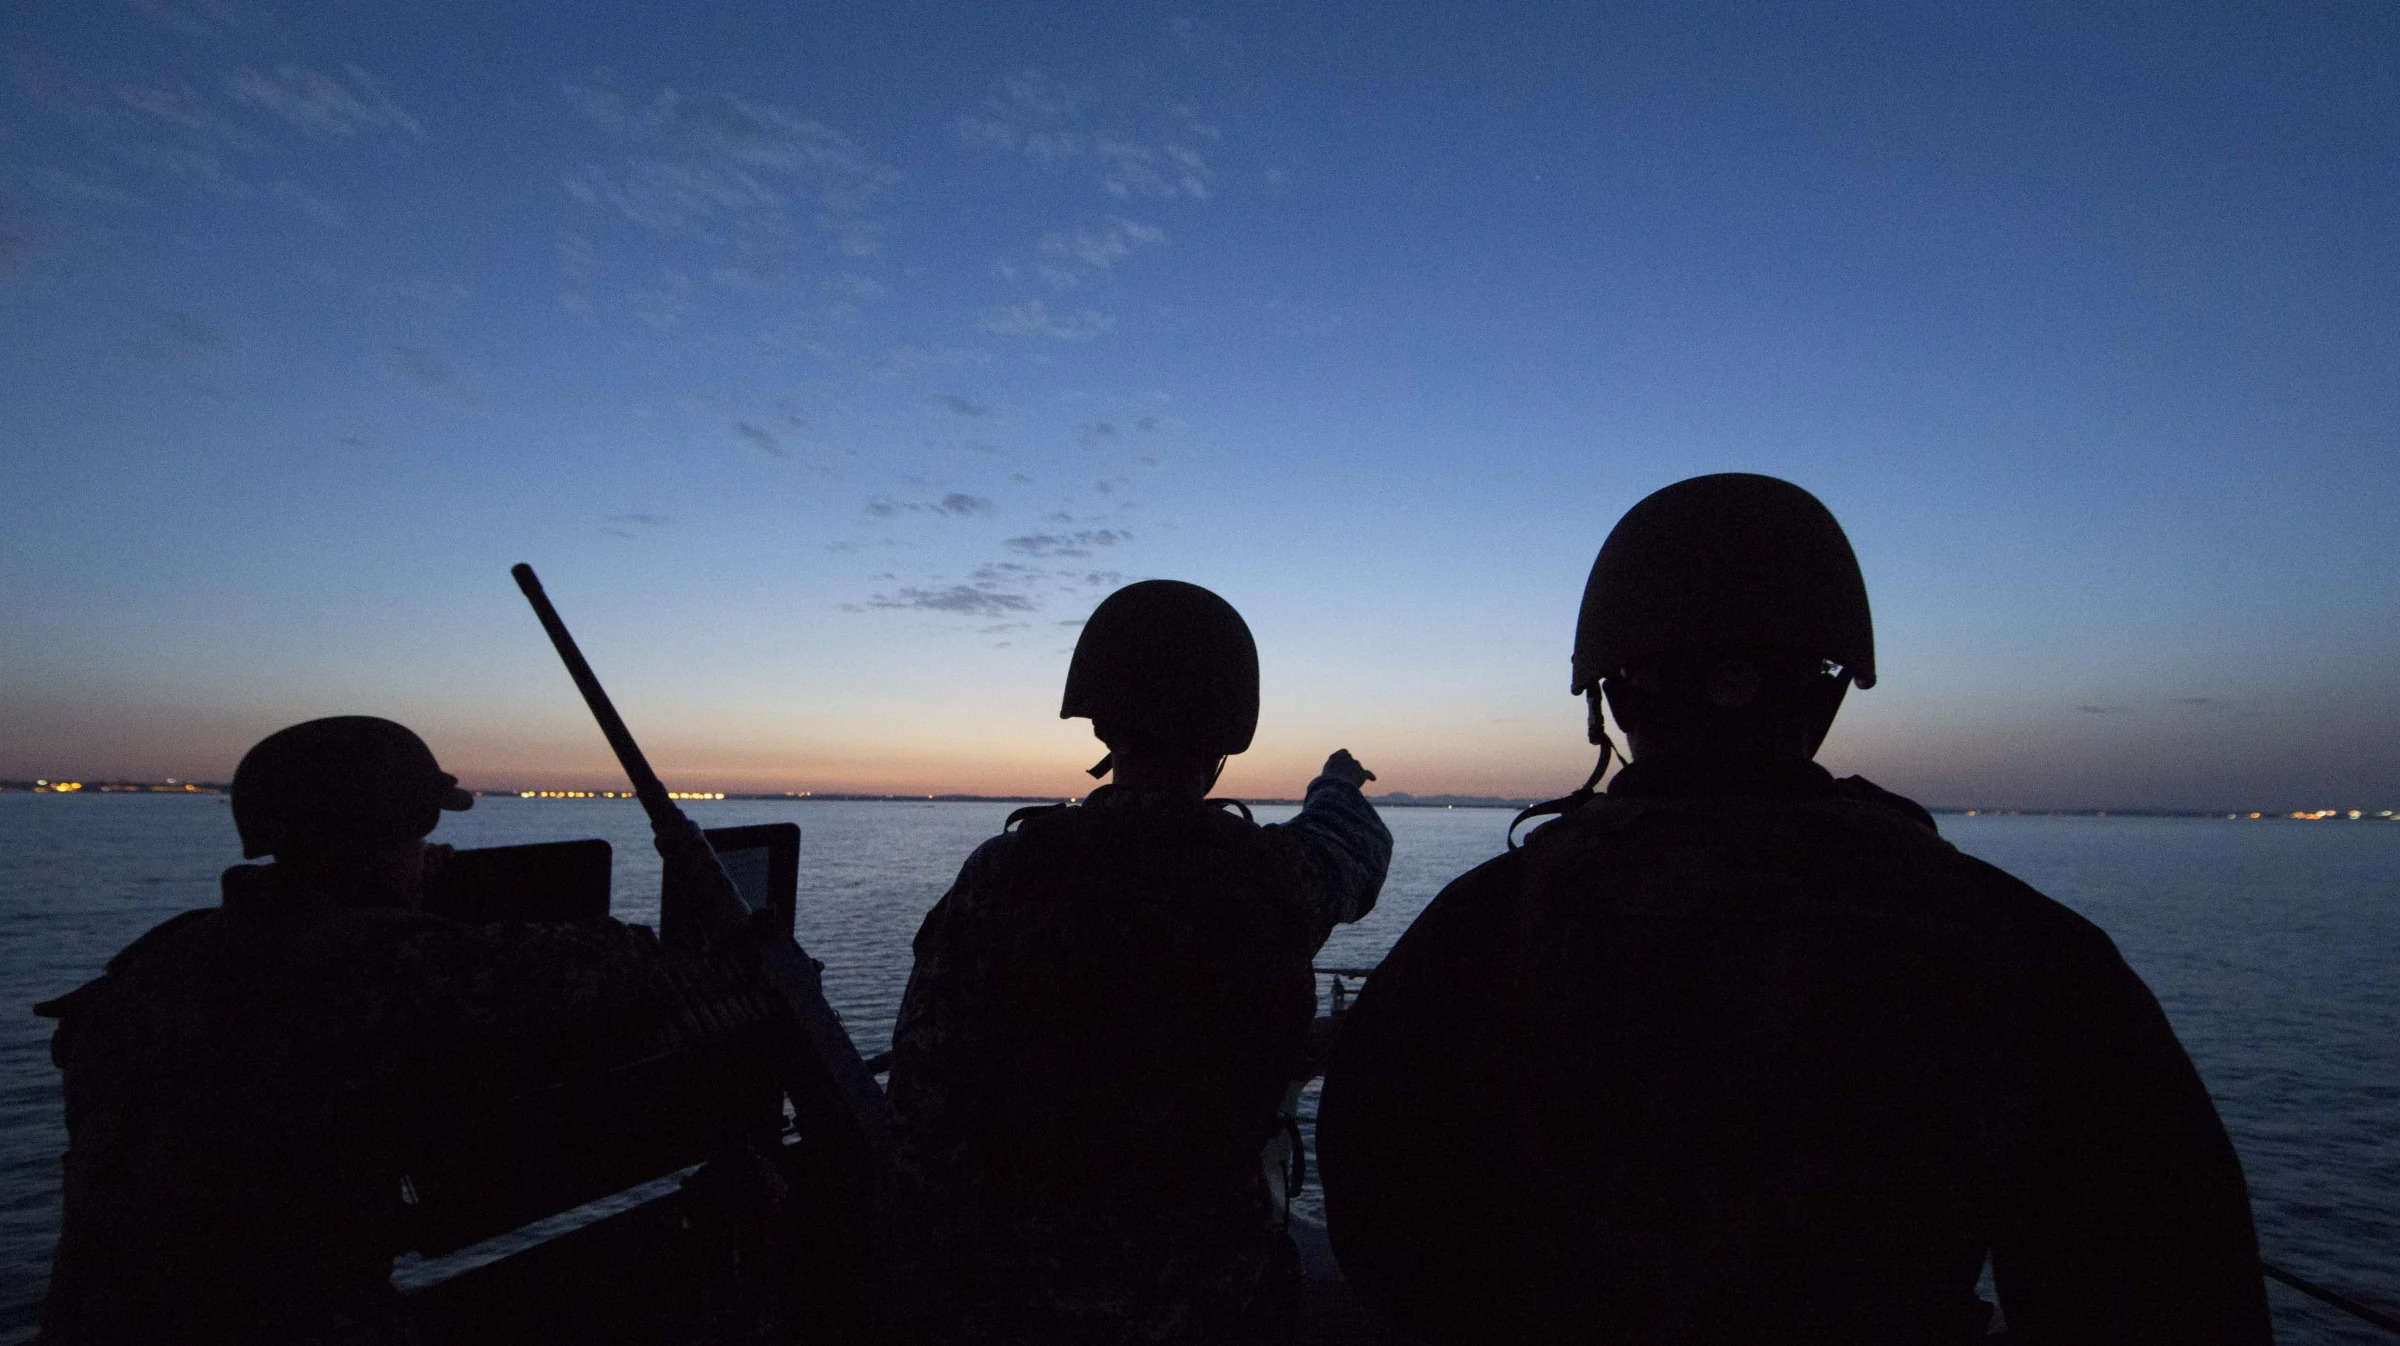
[1266,750,1393,934]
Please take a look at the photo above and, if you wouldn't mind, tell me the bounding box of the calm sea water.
[1,795,2393,1343]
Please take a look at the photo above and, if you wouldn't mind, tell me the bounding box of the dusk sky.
[3,1,2394,809]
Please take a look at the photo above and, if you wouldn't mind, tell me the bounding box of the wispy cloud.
[956,70,1215,202]
[629,268,694,329]
[555,232,600,314]
[384,345,470,402]
[979,299,1113,340]
[125,308,230,359]
[859,547,1134,619]
[867,585,1038,616]
[867,493,994,517]
[940,394,992,417]
[735,422,785,457]
[1096,137,1211,200]
[828,271,884,299]
[300,262,471,311]
[558,233,599,279]
[270,179,345,226]
[563,76,900,265]
[601,511,670,539]
[224,64,422,140]
[1003,529,1129,558]
[17,56,414,215]
[1037,215,1163,286]
[116,80,261,150]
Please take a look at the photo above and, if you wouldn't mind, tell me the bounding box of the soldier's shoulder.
[38,907,229,1015]
[1827,773,1942,832]
[1532,775,1948,860]
[106,906,224,975]
[1374,850,1527,975]
[1008,796,1268,866]
[912,829,1025,937]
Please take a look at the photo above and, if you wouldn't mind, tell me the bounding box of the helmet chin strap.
[1507,733,1619,849]
[1501,685,1625,848]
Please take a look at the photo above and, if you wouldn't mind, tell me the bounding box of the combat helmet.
[232,716,474,859]
[1572,473,1875,697]
[1063,580,1260,763]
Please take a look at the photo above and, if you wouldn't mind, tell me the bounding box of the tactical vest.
[1490,792,2038,1342]
[975,801,1318,1217]
[39,900,438,1344]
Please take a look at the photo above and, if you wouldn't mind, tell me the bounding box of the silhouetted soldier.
[1317,475,2272,1344]
[887,580,1392,1345]
[36,717,690,1345]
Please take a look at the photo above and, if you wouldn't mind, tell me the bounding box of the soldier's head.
[1062,580,1259,796]
[1573,474,1873,768]
[232,716,474,905]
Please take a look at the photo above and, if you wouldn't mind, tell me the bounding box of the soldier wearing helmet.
[887,580,1392,1345]
[1318,476,2270,1344]
[38,717,683,1345]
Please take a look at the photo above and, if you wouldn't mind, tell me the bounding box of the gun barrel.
[510,564,683,833]
[507,562,896,1179]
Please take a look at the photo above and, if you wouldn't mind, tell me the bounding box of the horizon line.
[6,781,2394,821]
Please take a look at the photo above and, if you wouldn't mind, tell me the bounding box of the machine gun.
[412,563,902,1334]
[509,564,891,1165]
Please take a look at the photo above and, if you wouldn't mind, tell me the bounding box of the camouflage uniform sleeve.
[885,836,1015,1297]
[1263,774,1393,938]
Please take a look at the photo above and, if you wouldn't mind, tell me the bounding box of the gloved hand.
[1320,749,1376,789]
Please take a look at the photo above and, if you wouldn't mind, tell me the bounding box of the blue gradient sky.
[3,1,2394,809]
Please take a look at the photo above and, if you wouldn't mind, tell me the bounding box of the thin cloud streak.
[1003,529,1129,558]
[867,585,1038,616]
[979,299,1112,340]
[563,77,900,263]
[735,422,786,457]
[224,64,423,140]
